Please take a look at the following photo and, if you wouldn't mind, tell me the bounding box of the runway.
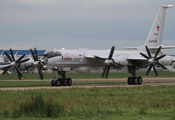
[1,78,175,91]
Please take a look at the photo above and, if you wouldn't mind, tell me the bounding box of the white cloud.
[8,0,56,6]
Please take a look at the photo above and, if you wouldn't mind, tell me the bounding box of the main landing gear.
[51,70,72,86]
[127,76,142,85]
[127,66,142,85]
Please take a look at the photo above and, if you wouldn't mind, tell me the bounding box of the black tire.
[51,80,55,86]
[67,78,72,86]
[63,78,68,86]
[133,77,138,85]
[137,76,142,85]
[127,77,133,85]
[55,78,62,86]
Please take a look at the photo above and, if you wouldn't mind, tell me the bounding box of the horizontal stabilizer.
[123,45,175,50]
[145,46,175,50]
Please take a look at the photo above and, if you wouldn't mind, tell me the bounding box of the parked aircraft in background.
[1,5,175,86]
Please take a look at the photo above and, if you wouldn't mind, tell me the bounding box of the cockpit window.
[46,49,62,55]
[44,49,62,58]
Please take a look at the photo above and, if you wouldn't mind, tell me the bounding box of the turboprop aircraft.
[40,4,175,86]
[1,5,175,86]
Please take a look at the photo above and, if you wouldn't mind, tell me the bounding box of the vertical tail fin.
[138,5,173,51]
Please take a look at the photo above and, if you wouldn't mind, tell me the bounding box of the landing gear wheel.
[133,77,138,85]
[137,76,142,85]
[67,78,72,86]
[55,78,62,86]
[51,80,56,86]
[63,78,68,86]
[127,77,133,85]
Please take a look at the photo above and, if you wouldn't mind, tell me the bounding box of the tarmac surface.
[1,78,175,91]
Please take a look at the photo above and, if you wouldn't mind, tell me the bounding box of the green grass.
[0,81,126,87]
[0,86,175,119]
[1,71,175,80]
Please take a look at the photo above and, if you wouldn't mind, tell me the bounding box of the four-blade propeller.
[30,48,44,80]
[94,46,124,78]
[2,48,30,80]
[140,45,167,77]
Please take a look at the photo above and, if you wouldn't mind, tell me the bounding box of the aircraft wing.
[85,53,148,68]
[0,62,10,65]
[0,62,10,69]
[84,55,108,60]
[127,56,147,61]
[127,56,148,68]
[0,64,10,69]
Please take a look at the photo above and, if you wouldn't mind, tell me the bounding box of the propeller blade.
[10,48,15,61]
[154,54,166,61]
[34,48,38,61]
[20,58,30,64]
[102,65,107,78]
[105,66,110,78]
[30,49,36,61]
[145,45,152,58]
[156,62,168,70]
[37,66,44,80]
[110,62,124,68]
[15,67,23,80]
[4,51,12,62]
[152,65,158,77]
[154,46,162,58]
[94,56,105,62]
[146,64,153,76]
[2,66,11,75]
[108,46,115,59]
[16,54,26,63]
[140,52,149,60]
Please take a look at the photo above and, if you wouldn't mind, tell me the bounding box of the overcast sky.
[0,0,175,54]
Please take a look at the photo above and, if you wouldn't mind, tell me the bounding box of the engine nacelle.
[74,66,92,74]
[18,59,34,69]
[159,56,174,66]
[113,54,128,66]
